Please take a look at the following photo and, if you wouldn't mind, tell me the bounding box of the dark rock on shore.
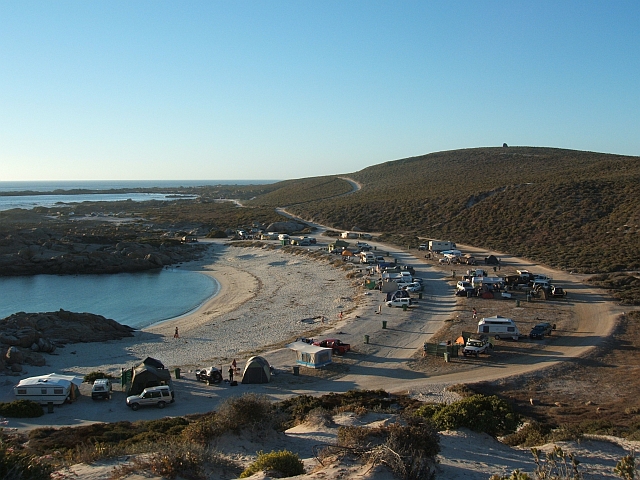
[0,227,209,276]
[0,310,135,374]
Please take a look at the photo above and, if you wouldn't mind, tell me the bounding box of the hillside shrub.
[239,450,304,478]
[83,371,115,384]
[415,394,519,437]
[0,400,43,418]
[503,422,553,447]
[0,442,53,480]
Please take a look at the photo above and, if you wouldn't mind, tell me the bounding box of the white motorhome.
[14,373,83,405]
[477,316,520,340]
[428,240,456,252]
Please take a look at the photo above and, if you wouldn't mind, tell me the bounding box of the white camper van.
[477,316,520,340]
[14,373,83,405]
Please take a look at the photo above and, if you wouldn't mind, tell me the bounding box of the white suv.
[91,378,112,400]
[126,386,174,410]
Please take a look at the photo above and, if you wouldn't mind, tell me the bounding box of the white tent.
[286,341,333,368]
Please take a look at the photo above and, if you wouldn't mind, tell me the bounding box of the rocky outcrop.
[0,310,136,375]
[266,221,306,234]
[0,228,208,276]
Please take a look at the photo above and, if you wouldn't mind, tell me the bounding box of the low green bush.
[415,394,519,437]
[503,422,553,447]
[239,450,304,478]
[83,371,115,384]
[0,400,44,418]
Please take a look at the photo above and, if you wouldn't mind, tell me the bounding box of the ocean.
[0,180,274,326]
[0,268,219,329]
[0,180,278,212]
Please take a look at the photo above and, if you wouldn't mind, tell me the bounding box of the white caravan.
[477,316,520,340]
[14,373,83,405]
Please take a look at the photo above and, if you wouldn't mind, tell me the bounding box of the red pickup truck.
[313,338,351,355]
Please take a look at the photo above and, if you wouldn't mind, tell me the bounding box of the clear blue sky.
[1,1,638,181]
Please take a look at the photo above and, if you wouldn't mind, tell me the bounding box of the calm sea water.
[0,269,219,329]
[0,180,276,327]
[0,180,278,212]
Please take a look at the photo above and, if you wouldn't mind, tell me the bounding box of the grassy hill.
[250,147,640,274]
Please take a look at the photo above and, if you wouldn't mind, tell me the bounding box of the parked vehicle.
[477,316,520,340]
[386,297,417,308]
[428,240,456,252]
[405,282,423,292]
[195,366,223,384]
[457,281,474,293]
[462,335,492,357]
[14,374,82,405]
[91,378,112,400]
[126,385,175,411]
[418,243,429,251]
[529,322,554,339]
[550,285,567,297]
[313,338,350,355]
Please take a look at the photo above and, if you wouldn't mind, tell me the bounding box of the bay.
[0,269,219,329]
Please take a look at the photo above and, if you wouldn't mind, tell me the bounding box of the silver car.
[126,386,174,410]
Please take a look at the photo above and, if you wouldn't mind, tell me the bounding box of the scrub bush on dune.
[240,450,304,478]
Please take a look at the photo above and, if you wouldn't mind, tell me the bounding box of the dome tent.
[241,356,271,384]
[127,357,173,395]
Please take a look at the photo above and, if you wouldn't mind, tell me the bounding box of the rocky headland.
[0,226,209,276]
[0,310,135,374]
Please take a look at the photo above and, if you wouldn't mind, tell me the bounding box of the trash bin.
[419,293,423,299]
[174,368,181,379]
[467,290,472,298]
[47,401,54,413]
[292,366,300,376]
[444,352,450,363]
[402,304,408,311]
[382,320,387,329]
[364,334,370,344]
[527,294,532,302]
[516,299,520,307]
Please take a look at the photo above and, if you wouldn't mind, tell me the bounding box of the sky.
[1,1,638,181]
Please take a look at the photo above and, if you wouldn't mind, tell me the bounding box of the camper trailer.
[14,373,83,405]
[477,316,520,340]
[428,240,456,252]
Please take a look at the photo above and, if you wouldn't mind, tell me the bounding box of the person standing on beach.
[228,365,234,383]
[174,327,179,339]
[232,358,237,373]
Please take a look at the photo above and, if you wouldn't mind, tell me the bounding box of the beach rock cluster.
[0,227,208,276]
[0,310,135,374]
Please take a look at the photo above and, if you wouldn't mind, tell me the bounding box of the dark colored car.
[529,322,553,339]
[195,367,223,384]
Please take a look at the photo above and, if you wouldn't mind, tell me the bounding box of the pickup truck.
[313,338,351,355]
[462,335,492,357]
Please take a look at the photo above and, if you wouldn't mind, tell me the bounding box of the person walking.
[174,327,179,339]
[472,308,477,320]
[339,311,343,320]
[228,365,234,383]
[232,358,237,373]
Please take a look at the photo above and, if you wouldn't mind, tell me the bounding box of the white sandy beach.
[2,239,633,479]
